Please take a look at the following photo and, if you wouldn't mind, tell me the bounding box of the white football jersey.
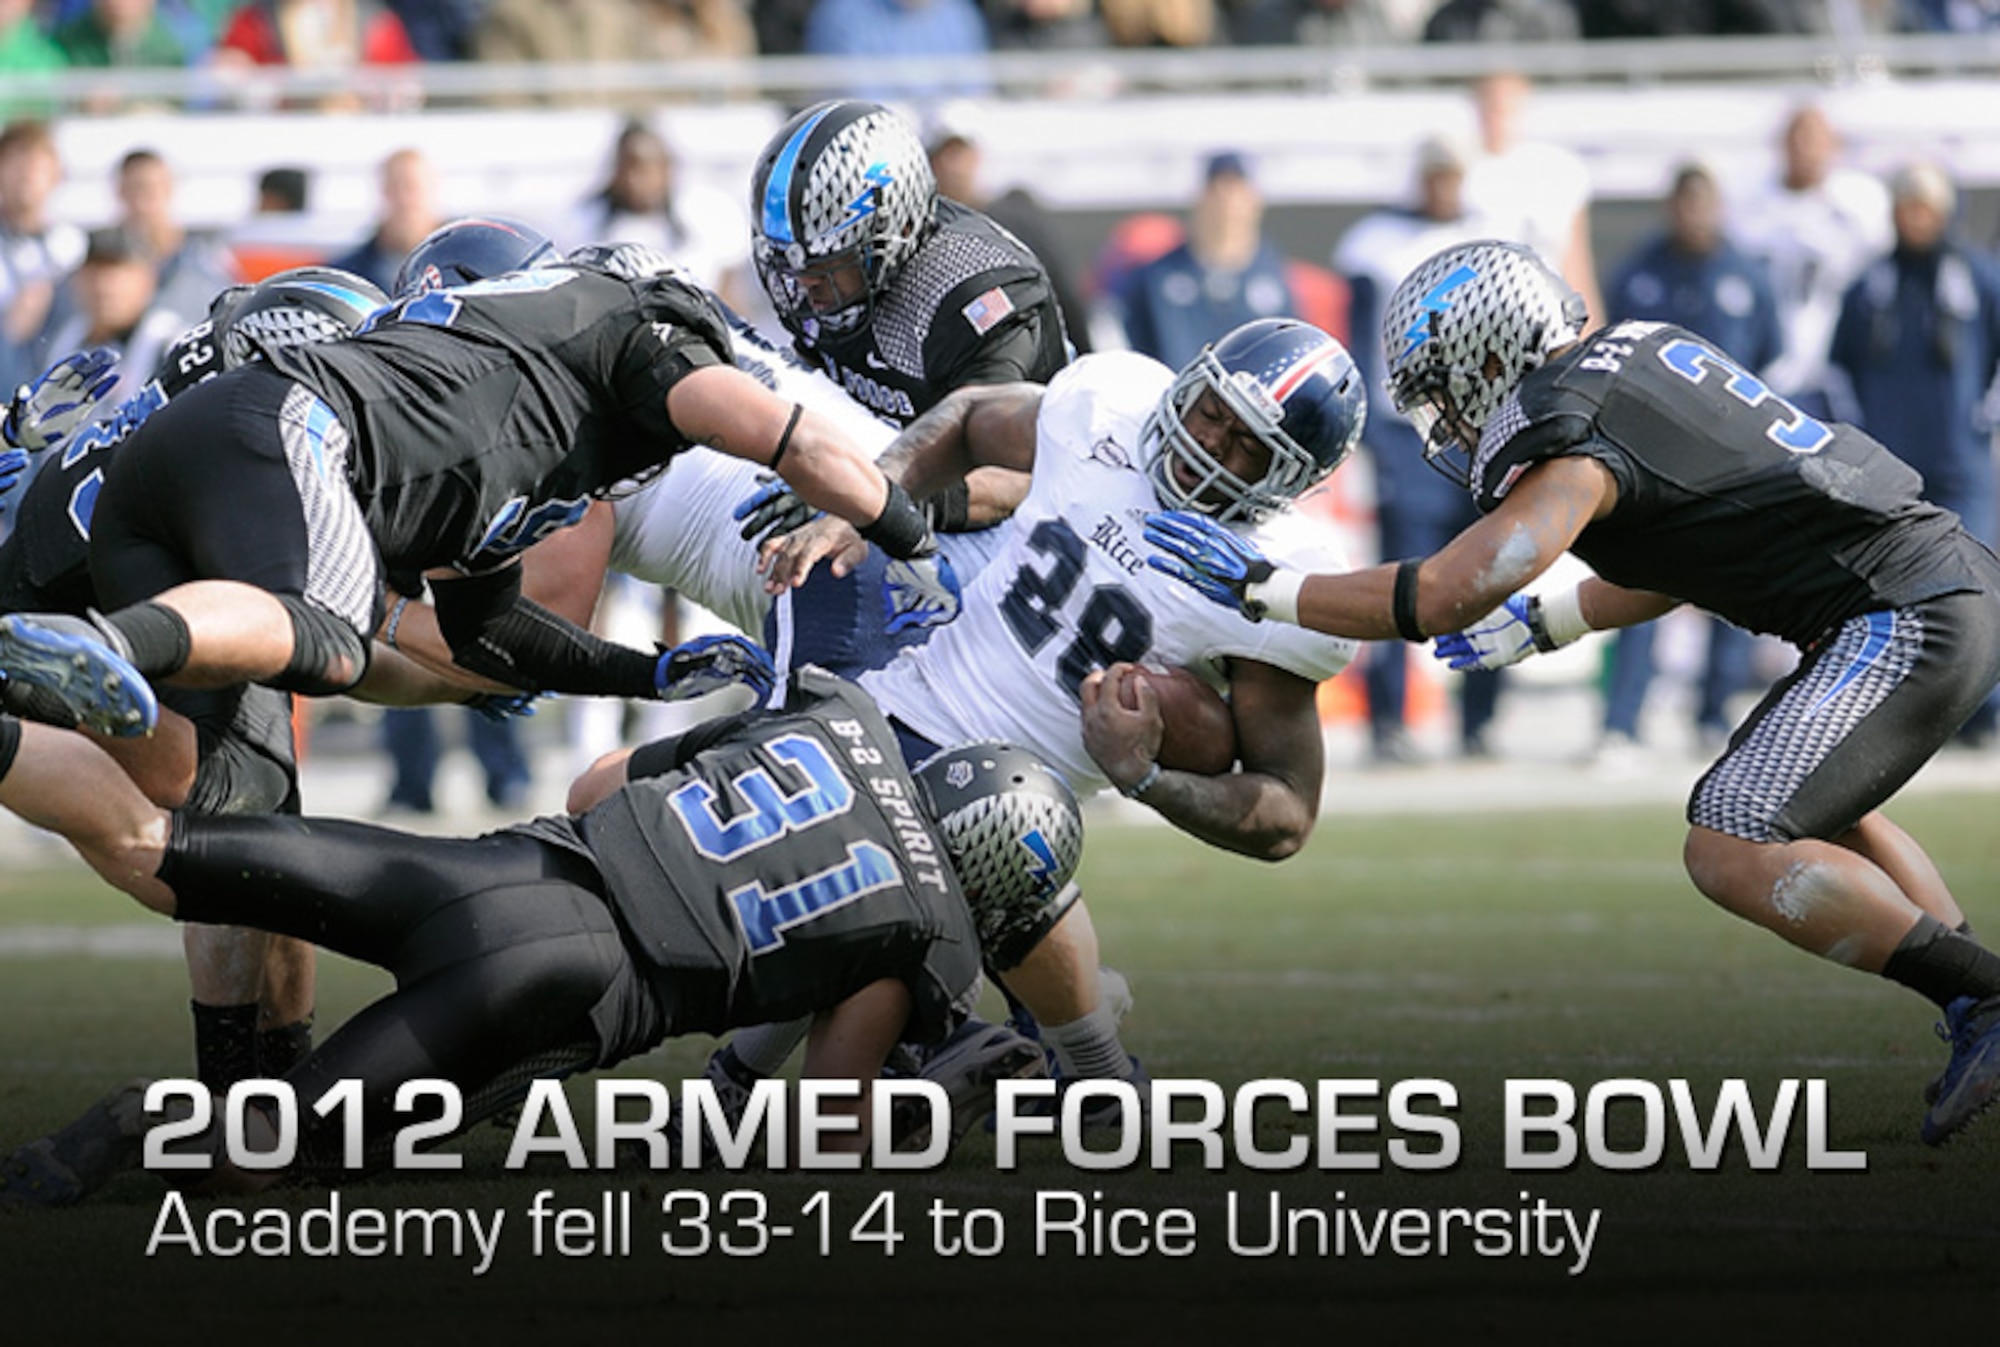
[860,351,1357,797]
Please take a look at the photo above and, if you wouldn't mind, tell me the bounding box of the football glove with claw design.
[1432,596,1541,672]
[882,554,961,634]
[3,347,121,454]
[653,633,776,703]
[1142,510,1276,619]
[733,475,817,546]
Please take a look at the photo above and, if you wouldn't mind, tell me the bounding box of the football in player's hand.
[1118,663,1237,777]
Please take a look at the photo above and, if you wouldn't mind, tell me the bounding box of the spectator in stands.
[110,148,239,322]
[52,0,188,68]
[1598,161,1785,765]
[1831,160,2000,743]
[1099,0,1216,44]
[1463,69,1603,323]
[215,0,421,111]
[751,0,816,52]
[554,119,752,311]
[1334,132,1504,763]
[1121,150,1295,369]
[1423,0,1579,41]
[383,0,484,59]
[639,0,758,61]
[1731,101,1891,421]
[254,165,310,214]
[40,226,185,403]
[985,0,1107,48]
[472,0,652,103]
[925,106,1091,352]
[0,119,83,394]
[328,145,440,292]
[0,0,69,117]
[804,0,991,97]
[1902,0,2000,31]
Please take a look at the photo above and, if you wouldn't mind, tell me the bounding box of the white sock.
[1042,1005,1132,1081]
[726,1017,810,1078]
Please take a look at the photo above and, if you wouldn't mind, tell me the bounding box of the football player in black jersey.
[0,241,937,742]
[0,671,1082,1201]
[0,267,392,1095]
[1147,238,2000,1147]
[750,98,1069,433]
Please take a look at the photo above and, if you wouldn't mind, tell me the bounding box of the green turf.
[2,796,1997,1343]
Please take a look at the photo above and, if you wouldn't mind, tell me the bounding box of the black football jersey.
[1472,320,1990,645]
[797,199,1068,426]
[265,264,731,575]
[567,669,980,1043]
[0,319,230,615]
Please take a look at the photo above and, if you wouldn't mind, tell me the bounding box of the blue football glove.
[733,475,819,546]
[881,554,961,634]
[464,690,546,723]
[1142,509,1276,619]
[1432,595,1541,672]
[3,347,121,454]
[654,633,777,703]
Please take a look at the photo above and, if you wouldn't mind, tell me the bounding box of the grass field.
[2,794,1998,1344]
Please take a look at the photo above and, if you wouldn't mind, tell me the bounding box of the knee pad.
[270,595,369,696]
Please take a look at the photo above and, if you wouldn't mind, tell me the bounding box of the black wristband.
[921,480,972,533]
[1524,595,1560,653]
[767,402,803,474]
[1392,558,1425,642]
[859,479,936,559]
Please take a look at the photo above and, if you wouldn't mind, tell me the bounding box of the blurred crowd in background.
[5,32,2000,815]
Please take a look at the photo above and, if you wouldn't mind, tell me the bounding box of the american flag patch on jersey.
[962,287,1015,334]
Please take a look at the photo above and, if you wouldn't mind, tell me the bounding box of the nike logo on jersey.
[863,351,890,371]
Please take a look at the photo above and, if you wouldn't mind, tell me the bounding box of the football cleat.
[897,1018,1048,1154]
[1921,994,2000,1145]
[0,1079,151,1210]
[0,612,156,737]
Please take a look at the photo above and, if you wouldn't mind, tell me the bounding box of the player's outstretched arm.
[668,365,931,561]
[873,382,1043,500]
[1082,660,1323,861]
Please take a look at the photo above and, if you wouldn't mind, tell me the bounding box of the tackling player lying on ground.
[0,224,935,755]
[1145,238,2000,1147]
[0,266,402,1093]
[722,317,1365,1129]
[0,668,1084,1205]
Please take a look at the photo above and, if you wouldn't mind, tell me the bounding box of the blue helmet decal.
[840,160,893,231]
[760,103,839,247]
[285,280,378,316]
[1018,827,1060,898]
[1399,263,1478,362]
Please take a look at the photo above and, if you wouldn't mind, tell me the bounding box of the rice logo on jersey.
[1087,513,1145,576]
[832,361,917,420]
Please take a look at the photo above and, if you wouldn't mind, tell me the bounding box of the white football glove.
[2,347,121,454]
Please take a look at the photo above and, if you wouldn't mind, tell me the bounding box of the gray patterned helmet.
[750,99,937,340]
[913,742,1084,972]
[219,266,387,368]
[1381,239,1586,480]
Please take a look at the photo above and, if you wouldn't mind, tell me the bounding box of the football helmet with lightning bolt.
[749,99,937,340]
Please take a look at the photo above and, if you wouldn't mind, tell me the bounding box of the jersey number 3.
[1658,338,1832,455]
[667,733,900,953]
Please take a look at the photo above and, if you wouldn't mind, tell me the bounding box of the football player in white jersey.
[742,318,1365,1121]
